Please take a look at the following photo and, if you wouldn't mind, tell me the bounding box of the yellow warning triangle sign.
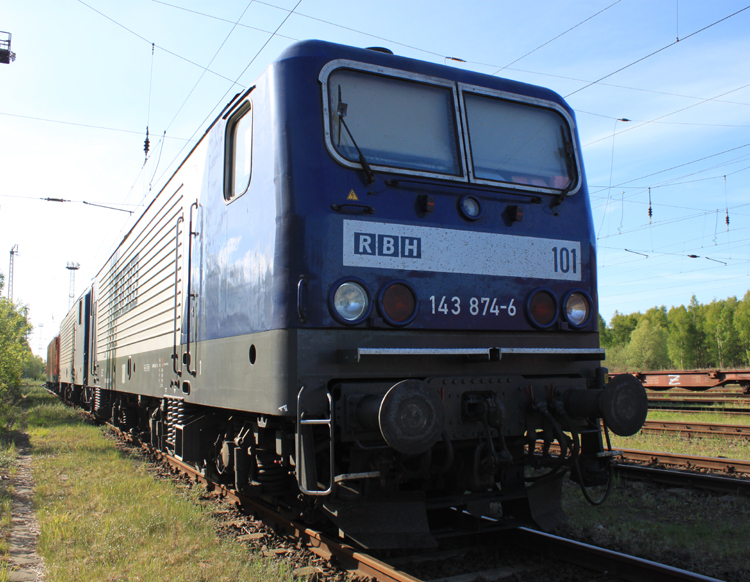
[347,190,359,201]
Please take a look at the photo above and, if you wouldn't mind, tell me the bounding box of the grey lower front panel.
[295,327,601,382]
[102,327,601,417]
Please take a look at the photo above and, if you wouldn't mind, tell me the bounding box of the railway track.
[614,463,750,496]
[113,423,723,582]
[641,419,750,440]
[57,394,731,582]
[649,407,750,418]
[648,396,749,407]
[618,447,750,474]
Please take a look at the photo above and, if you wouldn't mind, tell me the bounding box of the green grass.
[27,390,295,582]
[557,401,750,580]
[559,477,750,581]
[608,407,750,459]
[0,439,15,579]
[610,430,750,460]
[0,382,28,580]
[646,408,750,425]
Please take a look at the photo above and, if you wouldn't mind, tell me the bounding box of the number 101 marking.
[552,247,577,274]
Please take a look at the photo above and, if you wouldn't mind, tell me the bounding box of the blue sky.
[2,0,749,355]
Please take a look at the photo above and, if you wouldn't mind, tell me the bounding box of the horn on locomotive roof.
[0,31,16,64]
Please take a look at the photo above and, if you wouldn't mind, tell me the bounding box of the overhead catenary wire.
[149,131,167,193]
[604,142,750,191]
[589,163,750,220]
[598,215,750,265]
[589,164,750,218]
[93,0,307,275]
[0,193,136,213]
[564,5,750,98]
[76,0,244,85]
[84,0,750,119]
[147,0,750,119]
[151,0,298,42]
[602,234,750,272]
[490,0,622,75]
[0,111,194,141]
[150,0,304,195]
[599,229,750,272]
[576,108,750,129]
[162,1,256,136]
[725,175,730,231]
[144,43,155,163]
[582,81,750,148]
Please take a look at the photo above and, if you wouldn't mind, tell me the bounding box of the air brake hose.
[570,427,614,506]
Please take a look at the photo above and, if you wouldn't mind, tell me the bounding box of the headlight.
[331,280,371,324]
[526,288,558,329]
[458,195,483,220]
[563,291,592,328]
[378,281,418,326]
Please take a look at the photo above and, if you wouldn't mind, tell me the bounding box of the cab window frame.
[457,83,582,196]
[318,59,583,198]
[319,60,467,183]
[223,100,253,203]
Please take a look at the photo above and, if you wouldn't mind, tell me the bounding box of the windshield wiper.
[337,88,376,185]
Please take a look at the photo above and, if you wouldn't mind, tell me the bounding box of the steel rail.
[148,449,421,582]
[647,397,749,406]
[649,407,750,417]
[649,404,750,414]
[511,528,724,582]
[614,463,750,496]
[619,447,750,474]
[641,419,750,439]
[649,392,749,399]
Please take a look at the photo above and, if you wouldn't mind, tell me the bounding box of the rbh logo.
[354,232,422,259]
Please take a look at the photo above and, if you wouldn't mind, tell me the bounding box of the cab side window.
[224,102,253,202]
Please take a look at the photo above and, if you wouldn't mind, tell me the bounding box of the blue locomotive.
[47,40,647,549]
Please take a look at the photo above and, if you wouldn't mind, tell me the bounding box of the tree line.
[600,292,750,372]
[0,273,42,410]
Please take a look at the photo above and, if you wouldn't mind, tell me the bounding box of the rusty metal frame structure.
[611,370,750,392]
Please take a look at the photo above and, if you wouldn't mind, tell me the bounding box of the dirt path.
[8,400,44,581]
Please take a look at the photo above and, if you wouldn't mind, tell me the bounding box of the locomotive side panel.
[92,154,215,397]
[183,66,300,413]
[58,308,76,385]
[45,336,59,385]
[72,291,91,387]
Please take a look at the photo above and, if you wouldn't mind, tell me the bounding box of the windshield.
[322,63,579,194]
[327,69,461,176]
[463,92,573,190]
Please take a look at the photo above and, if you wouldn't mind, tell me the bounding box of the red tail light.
[526,288,558,329]
[379,282,418,326]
